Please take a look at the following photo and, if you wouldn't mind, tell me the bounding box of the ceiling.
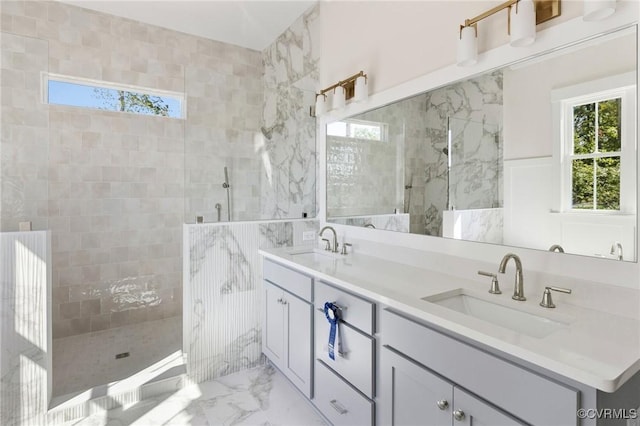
[57,0,317,51]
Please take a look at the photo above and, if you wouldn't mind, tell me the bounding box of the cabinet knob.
[436,399,449,410]
[453,409,465,421]
[277,298,282,304]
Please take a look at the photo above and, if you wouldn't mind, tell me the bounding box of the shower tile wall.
[184,46,263,224]
[261,4,319,219]
[326,100,405,218]
[48,108,184,338]
[327,134,400,217]
[422,70,503,235]
[0,30,49,232]
[1,1,299,341]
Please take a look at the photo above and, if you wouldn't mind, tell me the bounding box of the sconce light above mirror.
[457,0,561,67]
[312,71,368,117]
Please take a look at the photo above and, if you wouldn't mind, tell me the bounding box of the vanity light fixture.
[583,0,616,21]
[310,71,368,117]
[457,0,561,67]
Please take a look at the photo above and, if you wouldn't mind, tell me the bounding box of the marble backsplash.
[442,208,504,244]
[329,213,410,233]
[184,219,318,384]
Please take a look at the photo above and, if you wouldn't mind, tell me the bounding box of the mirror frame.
[318,7,640,288]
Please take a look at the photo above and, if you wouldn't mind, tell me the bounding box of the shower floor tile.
[53,316,182,398]
[63,364,327,426]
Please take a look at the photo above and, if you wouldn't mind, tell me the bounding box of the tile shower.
[0,1,318,424]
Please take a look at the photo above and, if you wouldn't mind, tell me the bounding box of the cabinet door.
[284,293,312,398]
[380,346,452,426]
[453,388,525,426]
[263,281,284,366]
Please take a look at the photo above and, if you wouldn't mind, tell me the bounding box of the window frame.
[42,72,186,119]
[551,72,636,215]
[326,118,389,142]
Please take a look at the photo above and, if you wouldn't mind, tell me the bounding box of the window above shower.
[44,73,185,119]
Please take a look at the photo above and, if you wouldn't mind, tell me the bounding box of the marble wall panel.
[260,5,319,220]
[0,231,50,426]
[184,219,318,384]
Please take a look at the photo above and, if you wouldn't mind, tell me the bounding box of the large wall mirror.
[326,25,637,262]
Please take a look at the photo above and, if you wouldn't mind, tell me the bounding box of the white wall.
[317,2,640,290]
[318,1,582,94]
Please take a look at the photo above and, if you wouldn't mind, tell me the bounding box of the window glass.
[570,95,622,210]
[47,78,183,118]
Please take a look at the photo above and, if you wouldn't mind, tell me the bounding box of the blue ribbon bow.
[324,302,340,360]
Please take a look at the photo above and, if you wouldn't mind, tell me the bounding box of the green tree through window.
[571,98,621,210]
[93,88,171,116]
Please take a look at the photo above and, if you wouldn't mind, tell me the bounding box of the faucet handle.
[539,286,572,308]
[341,243,352,255]
[321,238,331,251]
[478,271,501,295]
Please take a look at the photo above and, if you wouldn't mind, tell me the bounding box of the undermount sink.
[423,289,568,338]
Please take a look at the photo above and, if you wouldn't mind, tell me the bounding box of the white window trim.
[42,72,186,119]
[551,71,636,214]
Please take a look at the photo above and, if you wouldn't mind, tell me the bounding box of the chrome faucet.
[319,226,339,253]
[610,241,623,261]
[498,253,526,301]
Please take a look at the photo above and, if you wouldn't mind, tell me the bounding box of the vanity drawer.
[263,259,312,302]
[315,309,375,398]
[381,309,578,426]
[315,280,375,334]
[314,359,374,426]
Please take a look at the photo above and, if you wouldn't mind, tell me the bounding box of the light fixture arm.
[317,70,367,98]
[460,0,560,35]
[462,0,519,31]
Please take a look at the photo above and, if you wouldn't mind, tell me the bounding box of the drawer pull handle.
[453,409,465,421]
[436,400,449,410]
[329,399,348,415]
[328,302,347,313]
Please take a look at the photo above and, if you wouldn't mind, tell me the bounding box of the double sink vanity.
[260,241,640,426]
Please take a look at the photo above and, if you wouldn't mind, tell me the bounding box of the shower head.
[223,166,230,188]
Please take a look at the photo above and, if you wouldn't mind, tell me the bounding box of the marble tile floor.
[62,364,328,426]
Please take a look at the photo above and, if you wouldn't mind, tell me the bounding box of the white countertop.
[260,246,640,393]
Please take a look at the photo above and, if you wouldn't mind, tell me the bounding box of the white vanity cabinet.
[313,280,376,426]
[380,308,579,426]
[381,346,523,426]
[262,260,313,398]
